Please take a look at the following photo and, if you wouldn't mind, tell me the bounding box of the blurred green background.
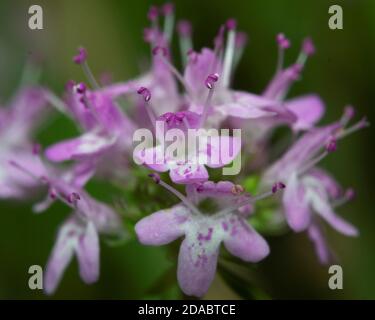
[0,0,374,299]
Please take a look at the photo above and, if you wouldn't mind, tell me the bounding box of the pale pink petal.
[135,206,188,245]
[169,163,209,184]
[134,145,169,172]
[202,135,242,168]
[217,91,278,119]
[44,218,78,294]
[310,196,358,236]
[223,217,269,262]
[184,48,220,100]
[177,237,219,297]
[307,223,331,264]
[76,221,100,284]
[285,94,325,131]
[283,173,312,232]
[308,168,342,199]
[45,132,116,162]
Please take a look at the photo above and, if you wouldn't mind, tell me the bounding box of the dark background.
[0,0,373,299]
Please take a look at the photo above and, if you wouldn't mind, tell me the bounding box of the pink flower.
[262,110,368,262]
[0,87,49,198]
[135,178,284,297]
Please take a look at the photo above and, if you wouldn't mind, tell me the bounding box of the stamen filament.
[160,55,193,96]
[276,46,285,74]
[298,151,329,176]
[157,179,203,216]
[179,37,192,67]
[296,52,308,67]
[337,118,370,140]
[163,12,175,43]
[177,20,193,67]
[9,160,42,182]
[215,189,275,219]
[19,60,41,87]
[137,87,156,129]
[82,62,100,90]
[222,28,236,87]
[200,89,214,128]
[45,91,69,115]
[10,160,82,211]
[145,103,157,130]
[332,190,354,208]
[81,94,103,127]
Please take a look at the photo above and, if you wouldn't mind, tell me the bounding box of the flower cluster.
[0,3,368,297]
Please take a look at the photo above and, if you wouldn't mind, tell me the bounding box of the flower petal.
[223,217,269,262]
[0,149,47,199]
[184,48,220,101]
[177,237,219,297]
[285,94,325,131]
[44,218,79,294]
[134,145,169,172]
[98,81,138,99]
[264,122,341,180]
[169,163,209,184]
[283,172,312,231]
[308,168,342,199]
[45,132,116,162]
[203,135,242,168]
[135,205,189,245]
[307,223,331,264]
[216,91,278,119]
[76,221,100,284]
[310,194,358,236]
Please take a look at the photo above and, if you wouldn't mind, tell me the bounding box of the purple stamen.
[32,143,41,155]
[148,173,161,184]
[205,73,219,89]
[143,28,158,43]
[152,46,169,57]
[73,47,87,64]
[358,117,370,129]
[147,6,159,22]
[177,20,192,37]
[345,188,355,200]
[226,18,237,30]
[344,105,355,120]
[302,37,315,56]
[340,105,355,126]
[278,182,286,189]
[325,138,337,153]
[49,188,57,200]
[272,181,286,194]
[276,33,290,49]
[68,192,81,204]
[75,82,87,94]
[272,185,277,194]
[137,86,152,102]
[162,3,174,16]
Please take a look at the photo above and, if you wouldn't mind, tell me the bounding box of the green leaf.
[243,175,260,193]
